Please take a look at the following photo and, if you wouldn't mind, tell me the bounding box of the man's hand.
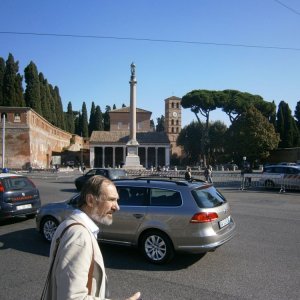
[126,291,141,300]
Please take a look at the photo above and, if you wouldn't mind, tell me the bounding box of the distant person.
[204,165,213,183]
[241,161,252,189]
[185,167,192,180]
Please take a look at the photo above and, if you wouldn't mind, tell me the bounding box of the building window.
[118,122,122,129]
[176,103,180,108]
[171,102,174,108]
[14,113,21,122]
[171,119,174,125]
[172,127,174,133]
[138,122,142,130]
[176,120,179,125]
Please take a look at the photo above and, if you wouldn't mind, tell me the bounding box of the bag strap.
[40,222,95,300]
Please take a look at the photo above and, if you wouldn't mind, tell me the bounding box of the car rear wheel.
[140,230,174,264]
[41,216,59,242]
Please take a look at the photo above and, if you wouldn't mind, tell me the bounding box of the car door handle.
[133,213,144,219]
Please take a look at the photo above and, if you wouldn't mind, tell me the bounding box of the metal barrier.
[126,170,300,192]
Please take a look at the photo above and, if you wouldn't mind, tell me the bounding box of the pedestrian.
[185,167,192,180]
[241,160,252,190]
[41,175,141,300]
[204,165,213,183]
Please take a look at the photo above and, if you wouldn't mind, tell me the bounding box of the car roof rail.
[132,176,207,186]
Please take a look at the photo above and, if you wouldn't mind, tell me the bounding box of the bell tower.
[164,96,182,157]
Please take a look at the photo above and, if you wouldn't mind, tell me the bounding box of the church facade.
[89,96,183,169]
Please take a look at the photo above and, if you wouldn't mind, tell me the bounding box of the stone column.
[165,146,170,167]
[112,146,115,168]
[124,62,143,169]
[90,147,95,168]
[102,146,105,168]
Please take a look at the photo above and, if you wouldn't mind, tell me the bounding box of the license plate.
[16,204,32,210]
[219,216,231,228]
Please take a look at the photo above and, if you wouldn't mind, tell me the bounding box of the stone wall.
[0,107,82,169]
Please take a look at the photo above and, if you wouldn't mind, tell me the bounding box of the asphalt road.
[0,174,299,300]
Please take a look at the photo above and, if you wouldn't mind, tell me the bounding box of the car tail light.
[0,182,5,192]
[190,212,218,223]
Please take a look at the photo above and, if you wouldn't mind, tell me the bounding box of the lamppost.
[1,113,7,169]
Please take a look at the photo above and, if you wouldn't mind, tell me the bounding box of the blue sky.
[0,0,299,127]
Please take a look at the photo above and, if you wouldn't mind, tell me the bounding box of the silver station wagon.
[36,177,236,264]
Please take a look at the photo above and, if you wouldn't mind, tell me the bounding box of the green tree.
[65,101,75,133]
[208,121,228,164]
[181,90,219,164]
[103,105,111,131]
[0,57,5,105]
[156,115,165,132]
[81,102,89,137]
[276,101,300,147]
[177,121,203,165]
[294,101,300,131]
[2,53,24,106]
[24,61,41,114]
[89,101,96,135]
[94,105,103,131]
[226,106,279,163]
[14,73,25,107]
[39,73,51,121]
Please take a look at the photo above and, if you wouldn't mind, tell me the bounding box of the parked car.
[74,168,127,191]
[0,173,41,220]
[260,164,300,190]
[37,177,236,264]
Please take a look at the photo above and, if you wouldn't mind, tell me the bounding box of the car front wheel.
[140,230,174,264]
[41,217,59,242]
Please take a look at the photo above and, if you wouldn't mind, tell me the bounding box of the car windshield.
[191,186,227,208]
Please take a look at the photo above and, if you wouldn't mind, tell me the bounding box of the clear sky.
[0,0,299,127]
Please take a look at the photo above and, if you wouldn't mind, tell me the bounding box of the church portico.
[90,142,170,169]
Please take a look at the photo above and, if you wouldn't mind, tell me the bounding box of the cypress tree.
[15,74,25,106]
[276,101,300,147]
[295,101,300,131]
[89,101,96,135]
[74,111,81,136]
[39,73,51,121]
[24,61,41,114]
[49,84,57,126]
[0,57,5,105]
[103,105,111,131]
[81,102,89,137]
[53,86,65,130]
[3,53,20,106]
[94,105,103,130]
[66,101,75,133]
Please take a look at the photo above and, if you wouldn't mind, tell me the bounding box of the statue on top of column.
[130,62,136,77]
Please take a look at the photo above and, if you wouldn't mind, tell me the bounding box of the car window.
[86,169,97,176]
[150,188,182,207]
[117,187,147,206]
[192,186,226,208]
[2,177,35,191]
[68,194,80,207]
[96,169,106,176]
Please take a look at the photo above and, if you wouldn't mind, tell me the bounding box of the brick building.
[0,107,84,169]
